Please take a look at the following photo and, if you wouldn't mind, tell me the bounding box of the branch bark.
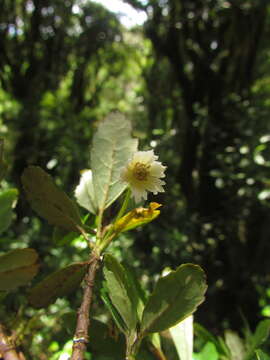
[150,344,167,360]
[70,251,100,360]
[0,325,22,360]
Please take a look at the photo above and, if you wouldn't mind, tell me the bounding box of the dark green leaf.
[60,312,77,335]
[140,264,207,335]
[88,319,126,359]
[136,338,160,360]
[29,262,87,308]
[0,248,39,291]
[0,189,18,234]
[22,166,83,232]
[52,227,79,246]
[103,254,138,335]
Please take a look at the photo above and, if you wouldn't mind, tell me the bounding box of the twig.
[0,324,22,360]
[70,251,100,360]
[149,343,167,360]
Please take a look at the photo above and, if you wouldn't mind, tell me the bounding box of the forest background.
[1,0,270,359]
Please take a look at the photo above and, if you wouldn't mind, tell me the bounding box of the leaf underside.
[91,113,138,213]
[103,253,138,334]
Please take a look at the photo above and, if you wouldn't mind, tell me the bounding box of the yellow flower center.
[133,162,150,181]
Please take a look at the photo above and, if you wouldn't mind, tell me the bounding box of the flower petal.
[150,162,166,178]
[120,150,166,203]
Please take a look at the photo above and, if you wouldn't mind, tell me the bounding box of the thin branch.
[0,325,21,360]
[150,345,167,360]
[70,251,101,360]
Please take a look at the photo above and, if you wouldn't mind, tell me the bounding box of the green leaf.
[224,330,246,360]
[0,248,39,291]
[0,188,18,234]
[194,323,219,350]
[103,254,138,335]
[194,323,230,358]
[193,342,218,360]
[218,336,232,359]
[252,320,270,349]
[137,338,160,360]
[29,262,87,308]
[149,333,162,354]
[88,318,126,359]
[91,113,138,212]
[60,312,78,335]
[256,349,270,360]
[74,169,97,214]
[101,287,127,334]
[140,264,207,335]
[170,316,193,360]
[122,261,147,320]
[22,166,83,233]
[244,320,270,360]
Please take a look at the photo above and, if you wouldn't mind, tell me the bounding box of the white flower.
[121,150,166,203]
[74,170,97,214]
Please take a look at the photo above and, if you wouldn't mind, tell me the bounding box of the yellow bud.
[113,202,162,233]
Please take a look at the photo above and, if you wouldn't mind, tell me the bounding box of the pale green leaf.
[103,254,138,335]
[101,288,127,334]
[224,330,246,360]
[170,316,193,360]
[91,113,138,212]
[140,264,207,335]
